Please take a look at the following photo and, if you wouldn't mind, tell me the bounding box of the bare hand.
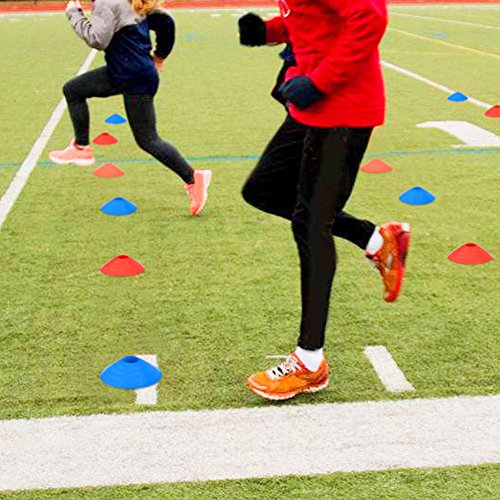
[152,54,165,72]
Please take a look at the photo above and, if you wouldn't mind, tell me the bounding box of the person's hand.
[238,13,266,46]
[279,76,323,110]
[152,54,165,72]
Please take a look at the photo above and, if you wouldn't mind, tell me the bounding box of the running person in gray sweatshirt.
[49,0,211,216]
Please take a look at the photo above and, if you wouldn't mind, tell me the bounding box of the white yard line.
[0,394,499,491]
[381,60,492,110]
[390,12,500,31]
[135,355,159,406]
[364,346,415,393]
[0,49,97,232]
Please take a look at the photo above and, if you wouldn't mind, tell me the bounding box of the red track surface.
[1,0,499,13]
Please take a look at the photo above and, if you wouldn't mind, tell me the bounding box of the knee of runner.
[241,179,258,206]
[134,134,157,154]
[62,80,78,101]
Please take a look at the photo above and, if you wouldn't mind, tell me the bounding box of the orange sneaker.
[246,352,329,401]
[367,221,411,303]
[49,139,95,166]
[185,169,212,216]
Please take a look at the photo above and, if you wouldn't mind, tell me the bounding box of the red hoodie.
[266,0,388,128]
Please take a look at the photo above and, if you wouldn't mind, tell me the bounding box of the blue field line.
[0,148,499,171]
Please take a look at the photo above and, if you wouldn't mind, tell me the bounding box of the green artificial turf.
[3,464,500,499]
[0,4,499,498]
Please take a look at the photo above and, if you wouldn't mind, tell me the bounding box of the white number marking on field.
[135,354,159,405]
[417,121,500,148]
[364,346,415,393]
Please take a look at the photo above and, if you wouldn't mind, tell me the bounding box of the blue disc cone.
[100,356,162,390]
[448,92,468,102]
[105,113,127,125]
[399,187,435,206]
[101,197,137,216]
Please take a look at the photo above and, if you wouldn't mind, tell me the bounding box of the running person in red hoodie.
[239,0,411,400]
[49,0,211,216]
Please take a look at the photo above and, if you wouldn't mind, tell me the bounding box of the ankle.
[295,346,324,372]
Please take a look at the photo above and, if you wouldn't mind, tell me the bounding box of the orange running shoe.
[185,169,212,216]
[246,352,329,401]
[49,139,95,166]
[367,221,411,303]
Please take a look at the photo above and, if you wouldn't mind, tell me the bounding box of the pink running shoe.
[185,170,212,216]
[49,139,95,166]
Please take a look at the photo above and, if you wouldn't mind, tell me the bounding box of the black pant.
[63,66,194,184]
[242,116,375,350]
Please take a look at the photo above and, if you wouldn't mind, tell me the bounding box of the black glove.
[279,76,323,110]
[238,13,266,46]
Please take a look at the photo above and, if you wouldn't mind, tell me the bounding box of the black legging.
[243,115,375,350]
[63,66,194,184]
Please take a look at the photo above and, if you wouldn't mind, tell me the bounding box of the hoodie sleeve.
[264,16,290,45]
[66,0,117,50]
[309,0,388,94]
[147,8,176,59]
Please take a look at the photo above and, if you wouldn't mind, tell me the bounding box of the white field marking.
[390,12,500,31]
[417,121,500,148]
[381,61,492,110]
[0,49,97,232]
[265,354,288,360]
[1,394,500,491]
[135,355,159,406]
[388,28,500,61]
[364,346,415,393]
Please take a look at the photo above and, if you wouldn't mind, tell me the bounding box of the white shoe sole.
[247,378,329,401]
[48,154,95,166]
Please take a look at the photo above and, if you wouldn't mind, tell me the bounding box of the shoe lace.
[266,354,300,380]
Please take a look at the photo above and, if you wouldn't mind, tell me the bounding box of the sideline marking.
[417,121,500,148]
[135,355,159,406]
[391,12,500,31]
[1,394,499,491]
[381,61,492,110]
[389,28,500,61]
[364,346,415,393]
[0,49,97,232]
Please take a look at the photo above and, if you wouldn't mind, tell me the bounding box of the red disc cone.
[100,255,145,277]
[93,133,118,145]
[93,163,125,178]
[484,105,500,118]
[447,243,493,265]
[360,159,393,174]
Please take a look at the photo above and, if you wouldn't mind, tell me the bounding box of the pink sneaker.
[184,170,212,216]
[49,139,95,166]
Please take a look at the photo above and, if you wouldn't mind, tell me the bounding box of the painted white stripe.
[0,49,97,231]
[391,12,500,31]
[417,121,500,148]
[1,394,499,491]
[265,355,288,360]
[364,346,415,393]
[381,60,492,110]
[135,355,159,406]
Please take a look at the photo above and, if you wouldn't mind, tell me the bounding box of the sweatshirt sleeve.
[66,0,117,50]
[309,0,387,94]
[264,16,289,45]
[147,8,176,59]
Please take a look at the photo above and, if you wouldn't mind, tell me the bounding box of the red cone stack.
[447,243,493,265]
[100,255,145,277]
[93,163,125,178]
[484,105,500,118]
[93,133,118,145]
[360,159,393,174]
